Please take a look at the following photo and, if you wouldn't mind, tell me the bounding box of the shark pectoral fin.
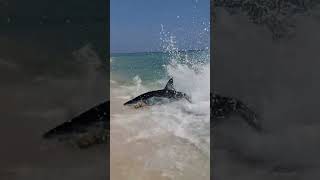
[134,104,142,109]
[134,101,147,108]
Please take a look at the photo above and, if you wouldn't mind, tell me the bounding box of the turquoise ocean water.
[110,50,209,85]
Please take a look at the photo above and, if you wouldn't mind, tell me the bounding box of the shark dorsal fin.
[164,78,175,91]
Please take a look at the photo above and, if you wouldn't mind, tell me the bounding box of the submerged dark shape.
[43,101,109,148]
[211,92,261,131]
[124,78,192,108]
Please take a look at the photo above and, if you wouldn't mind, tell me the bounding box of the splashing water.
[111,24,210,180]
[160,26,210,153]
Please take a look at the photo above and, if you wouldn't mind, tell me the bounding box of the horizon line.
[111,48,209,55]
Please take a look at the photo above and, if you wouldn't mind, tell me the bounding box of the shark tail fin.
[164,78,175,91]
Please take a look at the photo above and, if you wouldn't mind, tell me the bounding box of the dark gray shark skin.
[43,101,109,148]
[124,78,191,107]
[211,92,261,131]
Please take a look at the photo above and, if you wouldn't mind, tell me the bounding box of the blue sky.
[111,0,210,53]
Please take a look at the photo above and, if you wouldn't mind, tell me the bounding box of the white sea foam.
[111,24,210,180]
[111,51,210,150]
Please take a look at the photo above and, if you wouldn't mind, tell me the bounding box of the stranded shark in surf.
[211,93,262,131]
[124,78,192,107]
[42,94,262,149]
[43,101,109,148]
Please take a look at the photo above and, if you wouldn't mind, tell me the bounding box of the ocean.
[110,50,210,180]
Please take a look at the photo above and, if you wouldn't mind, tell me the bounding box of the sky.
[111,0,210,53]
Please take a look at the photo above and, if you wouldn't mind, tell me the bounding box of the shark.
[211,92,262,131]
[42,90,262,149]
[123,78,192,108]
[43,101,109,148]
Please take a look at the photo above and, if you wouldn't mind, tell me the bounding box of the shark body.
[124,78,191,107]
[43,89,262,149]
[43,101,109,148]
[211,93,261,131]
